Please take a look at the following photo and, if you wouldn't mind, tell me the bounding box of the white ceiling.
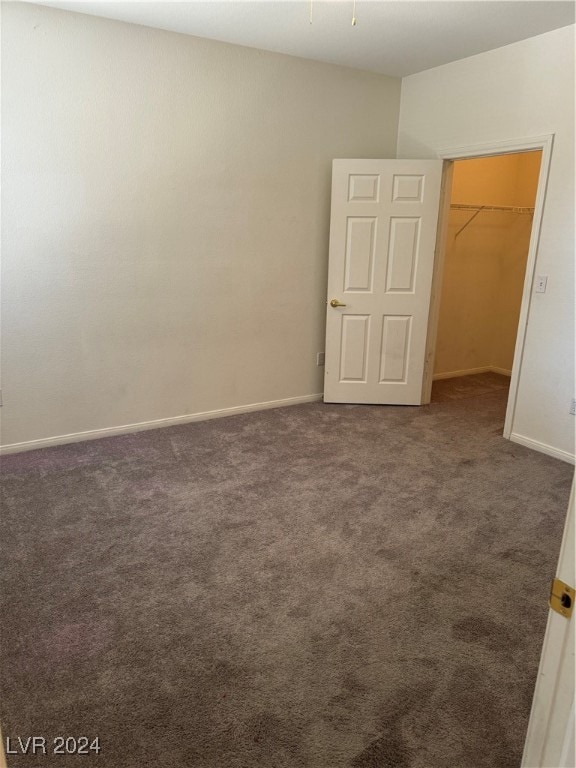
[29,1,575,77]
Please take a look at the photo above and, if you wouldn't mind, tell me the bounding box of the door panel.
[386,218,420,292]
[340,315,370,382]
[344,218,376,291]
[379,315,412,382]
[324,159,442,405]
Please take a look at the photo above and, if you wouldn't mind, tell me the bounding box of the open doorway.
[428,150,542,418]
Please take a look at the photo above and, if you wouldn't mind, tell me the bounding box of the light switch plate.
[535,275,548,293]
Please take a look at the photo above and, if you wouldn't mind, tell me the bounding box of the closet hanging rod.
[451,203,535,213]
[452,203,535,238]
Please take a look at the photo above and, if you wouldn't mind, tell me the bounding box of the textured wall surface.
[1,3,400,447]
[398,26,575,459]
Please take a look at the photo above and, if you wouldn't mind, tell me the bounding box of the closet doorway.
[429,150,542,417]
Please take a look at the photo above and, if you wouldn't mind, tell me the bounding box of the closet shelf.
[451,203,535,238]
[451,203,535,213]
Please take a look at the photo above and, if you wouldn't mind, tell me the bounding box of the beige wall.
[435,153,540,378]
[3,5,573,462]
[398,26,575,461]
[1,3,400,448]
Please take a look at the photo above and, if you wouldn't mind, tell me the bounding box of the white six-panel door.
[522,481,575,768]
[324,159,443,405]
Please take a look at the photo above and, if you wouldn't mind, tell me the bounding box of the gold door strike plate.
[549,577,574,619]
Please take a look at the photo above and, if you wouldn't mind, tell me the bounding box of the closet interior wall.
[434,152,542,379]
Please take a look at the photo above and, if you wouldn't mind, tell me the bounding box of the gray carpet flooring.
[1,383,573,767]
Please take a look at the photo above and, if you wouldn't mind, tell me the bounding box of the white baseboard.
[433,366,491,381]
[0,393,324,455]
[509,433,575,465]
[433,366,512,381]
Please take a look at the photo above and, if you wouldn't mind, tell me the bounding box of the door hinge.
[549,577,574,619]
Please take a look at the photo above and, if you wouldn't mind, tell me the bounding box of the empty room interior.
[1,2,575,767]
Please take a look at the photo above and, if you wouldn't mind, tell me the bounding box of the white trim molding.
[0,393,324,455]
[433,366,512,381]
[436,134,555,161]
[510,432,575,465]
[433,366,492,380]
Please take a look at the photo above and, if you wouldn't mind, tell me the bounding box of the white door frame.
[522,480,575,767]
[422,134,554,440]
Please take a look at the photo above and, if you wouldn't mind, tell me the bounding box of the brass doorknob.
[330,299,347,308]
